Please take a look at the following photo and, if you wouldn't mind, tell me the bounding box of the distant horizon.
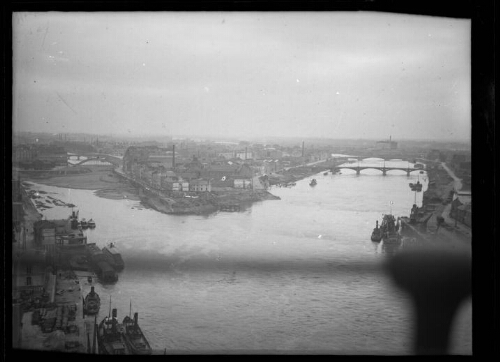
[13,130,471,145]
[13,12,470,142]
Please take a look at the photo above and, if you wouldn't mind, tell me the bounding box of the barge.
[102,243,124,271]
[86,243,118,282]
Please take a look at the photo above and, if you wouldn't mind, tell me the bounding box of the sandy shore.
[22,170,141,201]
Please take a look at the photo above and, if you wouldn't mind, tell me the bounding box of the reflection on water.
[25,162,470,354]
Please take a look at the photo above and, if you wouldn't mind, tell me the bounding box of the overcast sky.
[12,12,470,141]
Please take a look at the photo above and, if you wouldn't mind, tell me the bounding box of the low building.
[233,178,252,189]
[201,163,240,181]
[12,249,48,295]
[34,219,87,248]
[189,179,211,192]
[162,180,189,192]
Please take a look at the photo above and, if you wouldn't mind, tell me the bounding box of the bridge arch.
[334,165,418,176]
[71,157,113,166]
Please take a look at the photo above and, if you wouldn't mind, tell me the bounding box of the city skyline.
[13,12,471,141]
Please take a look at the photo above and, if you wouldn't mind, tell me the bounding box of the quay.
[17,269,99,353]
[12,178,121,354]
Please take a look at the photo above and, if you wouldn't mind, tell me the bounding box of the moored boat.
[309,179,317,186]
[409,181,422,192]
[97,309,129,355]
[371,220,382,242]
[102,242,124,271]
[81,218,88,228]
[69,210,79,229]
[96,261,118,282]
[122,312,152,355]
[83,286,101,315]
[87,219,96,228]
[380,214,402,245]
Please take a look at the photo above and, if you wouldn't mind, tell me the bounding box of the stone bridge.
[333,165,420,176]
[69,153,122,167]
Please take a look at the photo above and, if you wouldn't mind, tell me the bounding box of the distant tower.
[172,144,175,169]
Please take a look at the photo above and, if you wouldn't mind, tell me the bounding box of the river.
[25,158,472,354]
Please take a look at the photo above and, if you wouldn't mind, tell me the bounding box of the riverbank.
[421,162,455,206]
[141,188,280,215]
[20,168,141,201]
[268,160,339,185]
[418,162,471,248]
[21,166,284,215]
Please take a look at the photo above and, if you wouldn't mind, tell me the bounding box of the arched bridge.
[333,165,420,176]
[69,153,122,167]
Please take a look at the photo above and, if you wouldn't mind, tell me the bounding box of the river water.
[27,158,472,354]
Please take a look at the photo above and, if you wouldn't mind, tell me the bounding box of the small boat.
[69,210,79,229]
[87,219,96,228]
[81,218,88,228]
[409,181,422,192]
[83,286,101,315]
[380,214,402,245]
[309,179,317,186]
[122,312,152,355]
[371,220,382,242]
[323,172,328,176]
[97,309,130,355]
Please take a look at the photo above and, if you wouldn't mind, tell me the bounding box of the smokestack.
[134,312,138,325]
[112,308,117,318]
[172,144,175,169]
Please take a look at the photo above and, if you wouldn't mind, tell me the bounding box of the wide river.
[28,158,472,354]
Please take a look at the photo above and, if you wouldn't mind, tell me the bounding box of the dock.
[19,269,100,353]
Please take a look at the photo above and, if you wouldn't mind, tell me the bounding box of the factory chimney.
[172,144,175,169]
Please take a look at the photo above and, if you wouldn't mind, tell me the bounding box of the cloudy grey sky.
[13,12,470,141]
